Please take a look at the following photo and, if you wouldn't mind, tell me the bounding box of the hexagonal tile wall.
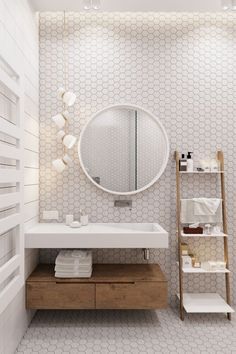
[39,13,236,305]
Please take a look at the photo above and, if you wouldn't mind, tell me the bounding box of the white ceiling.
[30,0,223,12]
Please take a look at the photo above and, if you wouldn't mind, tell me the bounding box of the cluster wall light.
[222,0,236,10]
[83,0,101,10]
[52,11,77,173]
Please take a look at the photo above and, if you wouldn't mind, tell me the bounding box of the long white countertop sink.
[25,223,168,249]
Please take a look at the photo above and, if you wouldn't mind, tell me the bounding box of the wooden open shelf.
[175,150,233,320]
[26,264,168,310]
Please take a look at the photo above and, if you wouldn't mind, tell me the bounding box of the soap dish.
[70,221,81,228]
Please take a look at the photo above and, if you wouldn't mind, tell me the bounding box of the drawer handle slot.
[55,282,90,284]
[99,282,135,285]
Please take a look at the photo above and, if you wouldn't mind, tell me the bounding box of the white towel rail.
[0,117,20,139]
[0,142,21,160]
[0,169,21,183]
[0,53,24,315]
[0,192,20,209]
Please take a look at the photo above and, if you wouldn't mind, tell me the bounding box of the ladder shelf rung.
[182,267,230,274]
[180,232,227,238]
[179,171,224,174]
[176,262,230,274]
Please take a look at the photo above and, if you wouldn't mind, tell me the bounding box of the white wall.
[30,0,223,12]
[0,0,39,353]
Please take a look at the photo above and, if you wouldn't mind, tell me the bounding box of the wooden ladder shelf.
[175,150,234,320]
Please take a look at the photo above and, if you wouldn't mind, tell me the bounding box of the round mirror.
[78,105,169,195]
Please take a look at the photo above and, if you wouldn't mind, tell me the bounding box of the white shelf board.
[181,232,227,238]
[177,293,234,313]
[182,267,230,274]
[179,171,224,174]
[176,262,230,274]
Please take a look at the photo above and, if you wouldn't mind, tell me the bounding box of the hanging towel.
[192,198,221,216]
[180,199,222,223]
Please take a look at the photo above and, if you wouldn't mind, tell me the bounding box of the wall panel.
[0,0,39,353]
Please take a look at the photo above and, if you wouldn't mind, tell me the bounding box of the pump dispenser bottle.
[179,154,187,171]
[187,152,193,172]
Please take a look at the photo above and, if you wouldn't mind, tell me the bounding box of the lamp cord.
[63,10,68,154]
[63,10,69,93]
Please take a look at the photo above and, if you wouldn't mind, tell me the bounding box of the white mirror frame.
[78,104,170,195]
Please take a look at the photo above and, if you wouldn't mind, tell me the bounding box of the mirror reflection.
[79,105,169,194]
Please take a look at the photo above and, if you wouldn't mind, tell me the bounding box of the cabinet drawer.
[96,282,167,309]
[27,282,95,309]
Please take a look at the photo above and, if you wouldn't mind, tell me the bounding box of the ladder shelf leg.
[218,151,232,320]
[175,151,185,321]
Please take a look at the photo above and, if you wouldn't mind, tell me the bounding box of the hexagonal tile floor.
[16,308,236,353]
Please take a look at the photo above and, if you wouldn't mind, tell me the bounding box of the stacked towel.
[54,250,92,278]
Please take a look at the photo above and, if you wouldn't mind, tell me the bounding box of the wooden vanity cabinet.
[27,282,95,309]
[26,264,167,310]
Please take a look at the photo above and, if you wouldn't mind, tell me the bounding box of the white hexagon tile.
[17,309,236,354]
[38,12,236,308]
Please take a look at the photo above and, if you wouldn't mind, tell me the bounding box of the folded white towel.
[55,271,92,278]
[55,265,92,272]
[55,250,92,266]
[56,259,91,266]
[71,250,90,258]
[57,250,92,259]
[192,198,221,215]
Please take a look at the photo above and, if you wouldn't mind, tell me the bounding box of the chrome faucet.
[114,200,132,208]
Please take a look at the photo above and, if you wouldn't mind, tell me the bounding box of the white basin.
[25,223,168,249]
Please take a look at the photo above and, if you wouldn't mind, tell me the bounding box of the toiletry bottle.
[80,209,89,226]
[187,152,193,172]
[65,214,74,226]
[179,154,187,171]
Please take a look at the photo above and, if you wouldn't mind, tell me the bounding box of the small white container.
[204,224,212,235]
[210,159,219,172]
[216,261,226,270]
[212,225,221,234]
[65,214,74,226]
[182,256,192,268]
[81,214,89,226]
[199,159,211,172]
